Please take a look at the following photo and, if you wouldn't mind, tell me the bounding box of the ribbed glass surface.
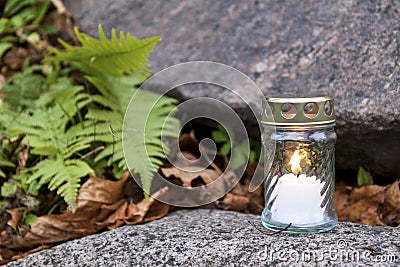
[261,126,337,233]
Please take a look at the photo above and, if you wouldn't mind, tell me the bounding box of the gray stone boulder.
[7,209,400,266]
[64,0,400,177]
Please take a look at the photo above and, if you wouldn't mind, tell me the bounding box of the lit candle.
[268,149,326,224]
[261,95,337,233]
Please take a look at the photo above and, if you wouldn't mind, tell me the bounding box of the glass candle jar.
[261,95,337,233]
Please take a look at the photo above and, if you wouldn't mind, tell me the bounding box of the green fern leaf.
[44,24,178,196]
[85,109,122,123]
[84,74,179,193]
[124,89,179,195]
[46,25,160,77]
[1,63,45,109]
[0,154,15,178]
[27,158,93,211]
[4,83,94,210]
[95,141,125,168]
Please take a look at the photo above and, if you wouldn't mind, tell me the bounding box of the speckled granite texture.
[7,209,400,266]
[63,0,400,177]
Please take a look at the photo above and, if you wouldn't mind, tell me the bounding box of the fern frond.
[85,109,122,123]
[66,121,110,140]
[46,25,160,77]
[1,63,45,109]
[27,158,93,211]
[90,95,118,110]
[123,90,179,194]
[95,141,124,167]
[44,24,178,195]
[3,0,50,30]
[83,73,179,193]
[8,81,92,158]
[0,153,15,178]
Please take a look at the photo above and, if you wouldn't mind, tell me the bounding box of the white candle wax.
[269,173,326,224]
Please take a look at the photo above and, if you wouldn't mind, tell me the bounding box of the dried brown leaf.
[77,172,128,205]
[225,179,264,214]
[0,211,11,232]
[230,182,247,196]
[3,48,42,71]
[98,187,169,229]
[167,131,200,163]
[350,185,385,203]
[0,248,14,261]
[161,165,238,207]
[161,167,221,187]
[334,185,351,213]
[220,193,249,211]
[6,210,22,231]
[2,173,129,249]
[225,163,264,214]
[245,162,258,178]
[381,181,400,226]
[17,144,29,168]
[169,131,228,172]
[385,180,400,210]
[143,200,170,223]
[245,179,264,208]
[335,185,386,226]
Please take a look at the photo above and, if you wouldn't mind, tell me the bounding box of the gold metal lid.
[262,95,335,126]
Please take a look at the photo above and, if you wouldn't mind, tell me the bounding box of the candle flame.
[288,149,304,175]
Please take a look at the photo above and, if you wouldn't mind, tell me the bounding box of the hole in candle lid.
[281,103,296,119]
[324,100,333,116]
[304,102,318,119]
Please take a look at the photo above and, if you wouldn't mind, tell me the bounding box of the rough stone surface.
[64,0,400,177]
[7,210,400,266]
